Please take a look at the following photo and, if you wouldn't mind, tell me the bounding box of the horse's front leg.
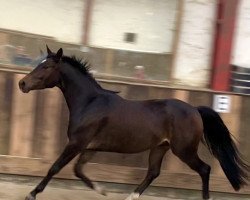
[25,141,80,200]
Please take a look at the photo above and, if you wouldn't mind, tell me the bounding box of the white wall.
[173,0,216,87]
[0,0,85,44]
[0,0,218,87]
[232,0,250,68]
[89,0,178,53]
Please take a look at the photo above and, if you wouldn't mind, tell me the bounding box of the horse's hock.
[0,68,249,195]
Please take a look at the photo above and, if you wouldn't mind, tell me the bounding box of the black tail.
[197,106,249,191]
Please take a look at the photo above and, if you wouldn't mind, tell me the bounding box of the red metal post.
[211,0,239,91]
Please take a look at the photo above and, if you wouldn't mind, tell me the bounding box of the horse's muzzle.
[19,79,30,93]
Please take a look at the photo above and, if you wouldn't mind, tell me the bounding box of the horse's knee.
[47,165,60,177]
[149,169,160,179]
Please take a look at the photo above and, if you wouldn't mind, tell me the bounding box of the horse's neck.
[59,65,98,116]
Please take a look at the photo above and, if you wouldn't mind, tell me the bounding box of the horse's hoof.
[25,194,36,200]
[125,192,140,200]
[93,183,107,196]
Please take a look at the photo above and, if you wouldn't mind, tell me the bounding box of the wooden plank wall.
[0,71,249,194]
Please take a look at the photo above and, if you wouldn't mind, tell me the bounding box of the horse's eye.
[44,65,49,69]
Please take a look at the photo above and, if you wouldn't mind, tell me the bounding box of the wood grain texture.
[239,96,250,159]
[9,74,36,157]
[36,88,62,159]
[0,71,249,195]
[0,155,248,194]
[0,72,12,154]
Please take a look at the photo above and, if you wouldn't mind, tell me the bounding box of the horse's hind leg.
[74,150,106,195]
[171,146,211,200]
[125,144,169,200]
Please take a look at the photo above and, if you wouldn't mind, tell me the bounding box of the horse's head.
[19,46,63,93]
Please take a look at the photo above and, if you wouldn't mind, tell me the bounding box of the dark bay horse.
[19,46,249,200]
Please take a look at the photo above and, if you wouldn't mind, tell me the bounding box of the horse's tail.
[197,106,249,191]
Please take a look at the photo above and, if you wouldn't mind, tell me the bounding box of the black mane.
[62,56,91,76]
[61,56,118,94]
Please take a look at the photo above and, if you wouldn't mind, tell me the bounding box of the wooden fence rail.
[0,69,249,194]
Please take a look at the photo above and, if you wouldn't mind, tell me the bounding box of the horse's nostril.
[19,80,26,89]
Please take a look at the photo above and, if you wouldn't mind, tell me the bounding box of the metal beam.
[211,0,239,91]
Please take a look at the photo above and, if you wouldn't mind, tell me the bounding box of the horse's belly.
[86,130,157,153]
[86,114,169,153]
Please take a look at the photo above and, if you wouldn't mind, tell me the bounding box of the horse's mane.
[61,56,118,94]
[62,56,91,76]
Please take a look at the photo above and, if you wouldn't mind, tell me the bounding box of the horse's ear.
[56,48,63,59]
[46,45,52,55]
